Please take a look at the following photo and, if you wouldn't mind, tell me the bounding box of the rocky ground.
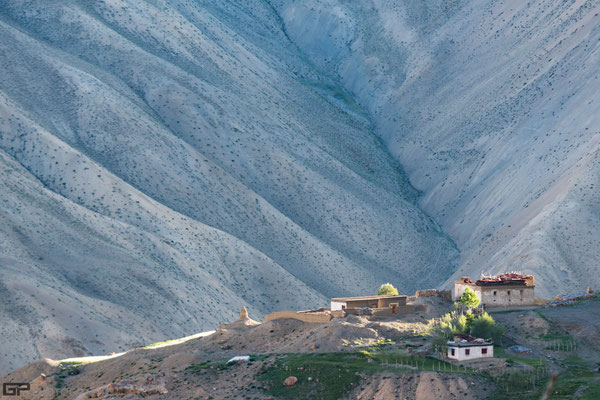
[2,0,600,376]
[2,295,599,399]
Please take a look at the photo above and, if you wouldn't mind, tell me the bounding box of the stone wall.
[347,304,417,318]
[455,282,535,307]
[264,311,332,323]
[416,289,452,302]
[481,286,535,307]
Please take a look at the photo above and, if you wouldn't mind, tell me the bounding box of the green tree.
[432,330,449,356]
[459,287,480,309]
[470,312,505,343]
[455,314,468,334]
[377,283,399,296]
[465,310,475,330]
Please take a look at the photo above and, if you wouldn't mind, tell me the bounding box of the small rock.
[307,377,313,382]
[309,343,318,350]
[40,373,46,380]
[283,376,298,387]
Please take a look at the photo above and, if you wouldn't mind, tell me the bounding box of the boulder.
[283,376,298,387]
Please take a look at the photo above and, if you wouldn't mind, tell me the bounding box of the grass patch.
[257,353,366,399]
[487,309,532,315]
[539,332,572,342]
[257,351,466,399]
[494,346,544,367]
[550,357,600,399]
[186,360,228,374]
[485,346,553,400]
[532,310,575,348]
[580,380,600,400]
[486,368,549,400]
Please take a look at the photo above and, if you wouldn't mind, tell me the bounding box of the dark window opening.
[465,349,470,356]
[493,291,497,296]
[451,348,455,356]
[482,348,488,355]
[507,290,511,295]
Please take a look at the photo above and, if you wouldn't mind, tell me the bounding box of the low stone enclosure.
[415,289,452,302]
[264,310,338,324]
[264,289,450,323]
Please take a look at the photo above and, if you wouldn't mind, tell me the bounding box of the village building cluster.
[454,272,536,308]
[262,271,537,361]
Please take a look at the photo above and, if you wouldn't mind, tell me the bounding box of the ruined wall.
[416,289,452,302]
[264,311,332,323]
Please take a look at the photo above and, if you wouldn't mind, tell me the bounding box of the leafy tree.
[465,310,475,330]
[459,287,480,309]
[455,314,468,333]
[431,311,471,355]
[432,330,449,355]
[470,312,505,343]
[377,283,399,296]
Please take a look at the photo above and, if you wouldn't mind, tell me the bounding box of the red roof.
[476,273,534,287]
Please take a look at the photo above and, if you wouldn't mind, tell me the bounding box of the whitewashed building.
[447,334,493,361]
[454,273,535,308]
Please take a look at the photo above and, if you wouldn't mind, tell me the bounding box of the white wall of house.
[453,283,482,301]
[330,301,346,311]
[447,345,493,361]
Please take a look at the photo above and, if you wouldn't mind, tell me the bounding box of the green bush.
[377,283,399,296]
[455,314,468,333]
[470,312,505,343]
[465,310,474,330]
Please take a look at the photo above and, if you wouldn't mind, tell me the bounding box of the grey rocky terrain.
[1,0,598,375]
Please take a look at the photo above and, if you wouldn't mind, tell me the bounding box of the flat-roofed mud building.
[454,273,535,307]
[330,295,407,312]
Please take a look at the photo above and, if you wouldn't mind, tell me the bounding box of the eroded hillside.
[272,0,600,295]
[0,0,457,374]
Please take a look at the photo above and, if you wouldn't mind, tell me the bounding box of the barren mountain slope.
[0,1,457,374]
[272,0,600,295]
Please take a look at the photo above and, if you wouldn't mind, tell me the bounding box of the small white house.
[447,335,493,361]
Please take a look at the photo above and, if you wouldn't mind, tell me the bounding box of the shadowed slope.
[0,0,457,374]
[272,0,600,296]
